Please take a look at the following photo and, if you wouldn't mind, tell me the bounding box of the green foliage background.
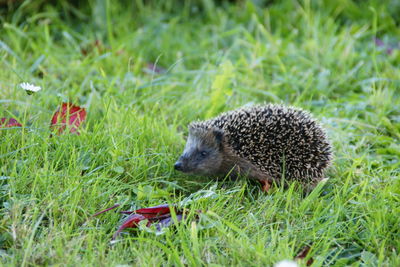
[0,0,399,266]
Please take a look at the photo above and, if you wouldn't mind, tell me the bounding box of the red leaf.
[93,203,188,240]
[112,213,147,240]
[50,103,86,135]
[119,204,171,217]
[111,205,174,240]
[0,118,22,128]
[135,204,171,218]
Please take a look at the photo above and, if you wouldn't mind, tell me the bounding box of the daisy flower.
[20,82,41,95]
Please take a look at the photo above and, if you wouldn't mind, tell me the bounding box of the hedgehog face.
[174,126,224,175]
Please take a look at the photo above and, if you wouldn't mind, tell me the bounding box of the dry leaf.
[295,245,314,266]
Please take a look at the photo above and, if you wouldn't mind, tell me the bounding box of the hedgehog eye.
[200,151,208,157]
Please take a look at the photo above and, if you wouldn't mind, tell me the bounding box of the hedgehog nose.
[174,162,183,171]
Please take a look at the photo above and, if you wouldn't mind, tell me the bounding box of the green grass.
[1,0,399,266]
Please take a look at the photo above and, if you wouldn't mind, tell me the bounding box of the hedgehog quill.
[174,105,332,192]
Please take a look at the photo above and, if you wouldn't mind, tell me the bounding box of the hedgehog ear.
[213,129,224,144]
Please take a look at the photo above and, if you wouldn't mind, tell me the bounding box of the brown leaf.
[295,245,314,266]
[259,180,272,192]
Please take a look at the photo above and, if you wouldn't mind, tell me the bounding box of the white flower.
[20,82,41,94]
[274,260,299,267]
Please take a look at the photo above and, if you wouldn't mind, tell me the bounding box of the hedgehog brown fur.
[174,104,332,190]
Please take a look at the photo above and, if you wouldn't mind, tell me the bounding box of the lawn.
[0,0,399,266]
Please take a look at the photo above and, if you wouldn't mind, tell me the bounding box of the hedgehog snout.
[174,161,183,171]
[174,152,196,173]
[174,154,189,172]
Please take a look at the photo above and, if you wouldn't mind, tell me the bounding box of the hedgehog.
[174,104,332,192]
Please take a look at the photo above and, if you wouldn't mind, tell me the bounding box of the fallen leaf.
[295,245,314,266]
[93,203,193,240]
[50,103,86,135]
[259,180,272,192]
[134,204,171,217]
[0,117,22,128]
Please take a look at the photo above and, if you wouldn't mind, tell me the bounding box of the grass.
[0,0,399,266]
